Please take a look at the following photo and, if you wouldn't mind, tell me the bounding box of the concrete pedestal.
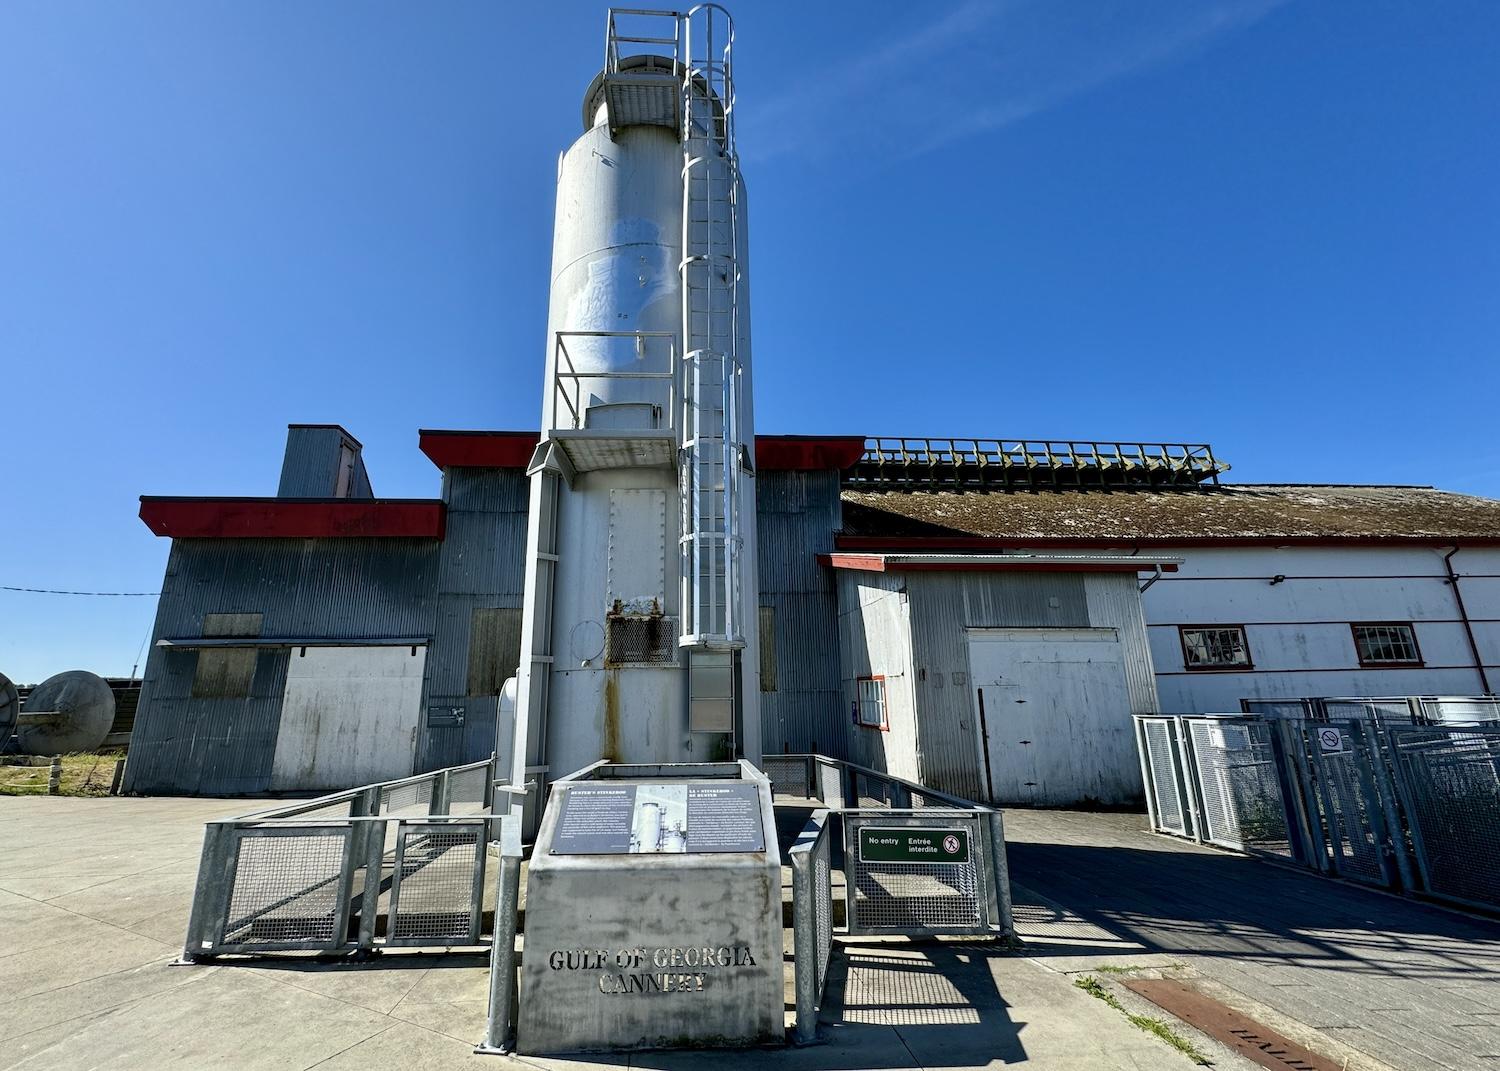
[517,761,784,1053]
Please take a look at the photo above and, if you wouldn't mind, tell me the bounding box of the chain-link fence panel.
[1306,722,1390,885]
[1186,719,1292,856]
[760,755,811,798]
[1140,718,1188,836]
[1389,726,1500,910]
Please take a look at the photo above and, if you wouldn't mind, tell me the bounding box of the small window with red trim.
[856,676,888,730]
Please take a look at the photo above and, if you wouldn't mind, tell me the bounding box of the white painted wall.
[270,645,427,792]
[1142,545,1500,713]
[835,572,921,782]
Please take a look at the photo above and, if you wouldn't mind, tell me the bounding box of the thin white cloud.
[739,0,1287,163]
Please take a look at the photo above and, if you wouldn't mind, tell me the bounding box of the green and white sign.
[857,826,970,864]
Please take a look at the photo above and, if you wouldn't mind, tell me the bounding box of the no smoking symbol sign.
[1318,727,1344,752]
[942,835,961,854]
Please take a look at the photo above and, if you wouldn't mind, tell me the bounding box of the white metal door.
[270,645,427,792]
[967,628,1132,806]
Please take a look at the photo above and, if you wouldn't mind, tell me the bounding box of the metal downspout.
[1444,545,1491,694]
[1138,564,1163,594]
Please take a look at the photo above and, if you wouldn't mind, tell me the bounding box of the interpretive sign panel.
[857,826,970,864]
[551,783,764,855]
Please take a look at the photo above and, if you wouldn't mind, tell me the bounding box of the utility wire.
[2,586,160,597]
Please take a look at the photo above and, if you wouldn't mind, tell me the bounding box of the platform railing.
[182,757,525,961]
[763,753,1013,950]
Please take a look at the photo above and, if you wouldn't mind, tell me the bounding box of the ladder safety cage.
[600,6,747,649]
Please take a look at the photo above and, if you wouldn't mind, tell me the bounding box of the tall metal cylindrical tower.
[510,6,759,807]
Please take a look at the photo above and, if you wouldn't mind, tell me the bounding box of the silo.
[510,6,760,805]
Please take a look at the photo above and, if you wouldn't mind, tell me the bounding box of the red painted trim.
[419,430,540,470]
[139,498,446,539]
[855,675,889,731]
[755,435,866,471]
[836,534,1500,550]
[818,553,1175,574]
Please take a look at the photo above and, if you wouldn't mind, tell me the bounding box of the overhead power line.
[2,586,160,597]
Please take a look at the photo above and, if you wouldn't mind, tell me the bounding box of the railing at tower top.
[550,331,678,433]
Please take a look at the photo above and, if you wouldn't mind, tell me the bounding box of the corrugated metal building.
[126,430,1500,807]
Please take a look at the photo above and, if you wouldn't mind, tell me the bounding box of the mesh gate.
[1389,727,1500,910]
[844,812,990,935]
[386,821,486,946]
[1305,721,1390,885]
[1186,719,1292,856]
[1141,718,1188,836]
[218,826,354,952]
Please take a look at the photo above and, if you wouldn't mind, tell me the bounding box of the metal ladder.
[678,4,744,649]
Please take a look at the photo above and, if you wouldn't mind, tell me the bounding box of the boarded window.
[191,612,263,699]
[467,607,523,696]
[758,605,776,693]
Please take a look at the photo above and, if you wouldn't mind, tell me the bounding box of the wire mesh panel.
[447,765,489,816]
[760,755,811,798]
[814,845,832,992]
[387,821,486,946]
[1307,722,1390,885]
[1389,727,1500,910]
[1140,718,1187,836]
[218,827,353,952]
[854,771,893,810]
[845,813,988,935]
[1187,719,1292,856]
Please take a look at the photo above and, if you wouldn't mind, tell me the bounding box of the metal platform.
[551,429,677,473]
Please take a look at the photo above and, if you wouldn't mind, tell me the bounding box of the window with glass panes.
[856,676,887,729]
[1179,626,1252,670]
[1352,623,1421,666]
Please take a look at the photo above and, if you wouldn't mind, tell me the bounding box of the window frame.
[1351,622,1424,668]
[855,675,889,731]
[1177,625,1254,672]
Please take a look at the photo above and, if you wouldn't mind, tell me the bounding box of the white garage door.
[967,628,1135,807]
[270,645,427,792]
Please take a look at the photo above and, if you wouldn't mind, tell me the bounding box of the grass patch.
[0,752,122,797]
[1074,975,1211,1065]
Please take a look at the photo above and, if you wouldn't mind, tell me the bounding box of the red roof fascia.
[139,498,446,539]
[755,435,866,471]
[419,430,539,470]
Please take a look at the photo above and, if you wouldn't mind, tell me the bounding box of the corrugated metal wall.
[904,573,1091,799]
[421,469,529,770]
[755,471,844,755]
[1083,572,1162,718]
[277,426,372,499]
[124,537,441,794]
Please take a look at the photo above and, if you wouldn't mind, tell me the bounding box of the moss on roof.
[840,484,1500,542]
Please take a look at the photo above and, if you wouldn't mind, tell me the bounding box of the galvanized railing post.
[358,817,386,952]
[433,770,452,816]
[477,814,524,1055]
[790,834,818,1043]
[181,821,234,960]
[984,808,1015,944]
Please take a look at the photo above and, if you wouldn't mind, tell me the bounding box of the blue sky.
[2,1,1497,681]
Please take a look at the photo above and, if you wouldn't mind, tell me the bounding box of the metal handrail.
[789,809,832,1044]
[551,330,678,433]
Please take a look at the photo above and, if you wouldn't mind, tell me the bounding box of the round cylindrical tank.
[638,801,662,852]
[17,670,115,755]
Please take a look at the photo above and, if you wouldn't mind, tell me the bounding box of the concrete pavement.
[0,794,1218,1070]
